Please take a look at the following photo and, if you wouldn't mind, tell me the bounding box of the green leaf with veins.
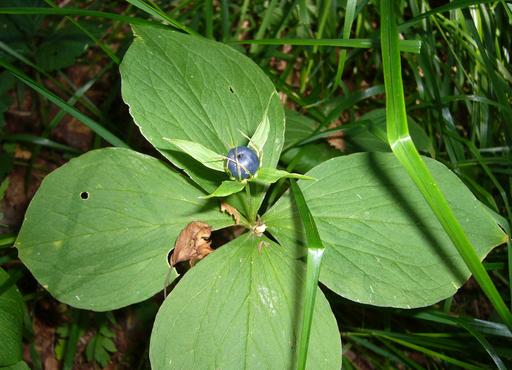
[150,233,341,370]
[264,152,507,308]
[120,25,285,199]
[202,180,246,198]
[163,138,225,172]
[16,148,233,311]
[248,92,274,156]
[254,167,315,184]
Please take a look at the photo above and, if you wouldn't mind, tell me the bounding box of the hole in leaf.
[80,192,89,200]
[229,86,234,93]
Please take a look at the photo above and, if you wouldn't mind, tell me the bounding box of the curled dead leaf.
[220,202,241,225]
[170,221,213,267]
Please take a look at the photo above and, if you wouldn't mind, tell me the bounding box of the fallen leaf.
[170,221,213,267]
[220,202,241,225]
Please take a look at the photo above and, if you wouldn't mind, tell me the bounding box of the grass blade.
[235,38,422,53]
[334,0,357,89]
[379,1,512,329]
[400,0,497,30]
[126,0,198,35]
[0,59,128,148]
[0,7,163,27]
[289,180,324,370]
[42,0,120,64]
[204,0,213,38]
[4,134,81,153]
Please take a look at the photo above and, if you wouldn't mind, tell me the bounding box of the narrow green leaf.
[0,234,16,249]
[254,167,314,185]
[378,335,483,370]
[126,0,197,35]
[334,0,357,88]
[456,320,507,370]
[289,181,324,369]
[16,148,233,311]
[0,7,164,27]
[409,310,512,338]
[42,0,120,65]
[0,59,128,148]
[234,38,422,53]
[201,180,245,198]
[204,0,213,38]
[289,181,322,250]
[248,92,275,155]
[399,0,496,30]
[163,138,225,172]
[380,1,512,328]
[4,134,81,153]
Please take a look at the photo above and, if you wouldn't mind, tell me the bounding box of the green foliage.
[0,268,24,367]
[2,0,512,368]
[120,25,285,196]
[34,25,92,72]
[16,148,233,311]
[85,324,117,368]
[265,152,506,307]
[150,233,340,369]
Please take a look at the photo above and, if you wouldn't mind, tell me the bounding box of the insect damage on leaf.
[170,222,213,267]
[220,202,241,225]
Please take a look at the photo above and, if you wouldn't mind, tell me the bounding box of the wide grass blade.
[379,1,512,329]
[289,180,324,370]
[0,60,128,148]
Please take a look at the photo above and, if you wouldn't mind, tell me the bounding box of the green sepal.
[201,180,246,199]
[163,138,225,172]
[253,167,315,184]
[247,92,275,156]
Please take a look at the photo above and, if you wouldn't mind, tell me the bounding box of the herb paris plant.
[15,26,507,369]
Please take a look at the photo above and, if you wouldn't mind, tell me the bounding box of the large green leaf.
[0,268,24,367]
[283,109,319,151]
[120,25,285,196]
[16,148,233,311]
[150,233,341,369]
[264,153,507,308]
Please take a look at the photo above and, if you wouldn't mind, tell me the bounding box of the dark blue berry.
[226,146,260,180]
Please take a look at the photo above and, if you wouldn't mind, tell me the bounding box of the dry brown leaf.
[170,221,213,267]
[14,145,31,160]
[220,202,241,225]
[326,118,346,151]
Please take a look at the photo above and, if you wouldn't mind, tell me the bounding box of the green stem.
[245,183,255,223]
